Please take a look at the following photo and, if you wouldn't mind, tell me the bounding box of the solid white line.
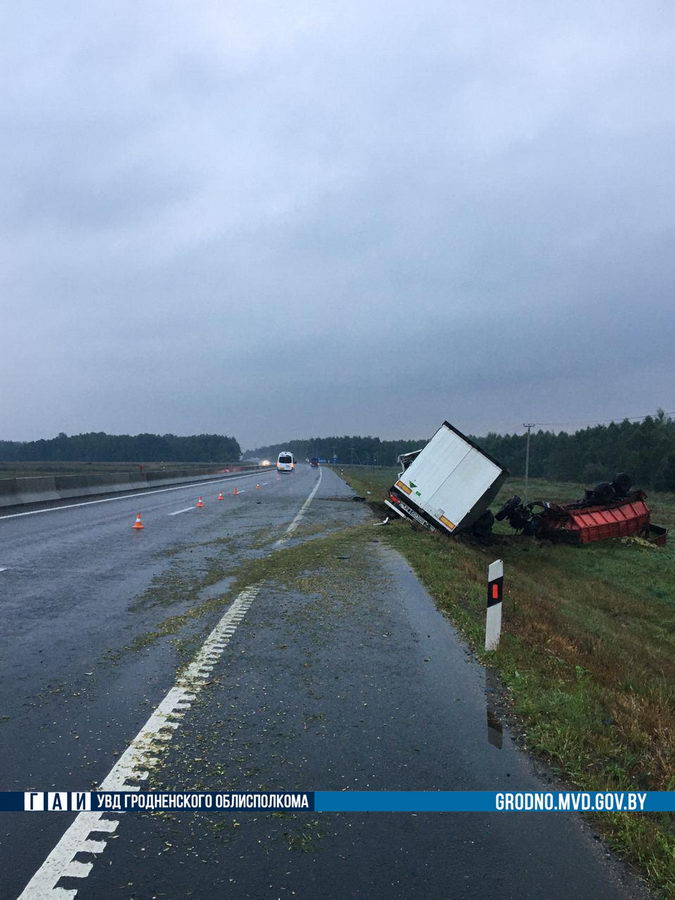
[17,585,261,899]
[168,507,196,516]
[274,467,323,547]
[17,474,325,898]
[0,472,264,522]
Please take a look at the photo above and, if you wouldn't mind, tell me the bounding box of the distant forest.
[246,412,675,490]
[245,436,427,468]
[3,414,673,489]
[0,432,241,463]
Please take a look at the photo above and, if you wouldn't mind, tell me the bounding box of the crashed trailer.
[385,421,508,537]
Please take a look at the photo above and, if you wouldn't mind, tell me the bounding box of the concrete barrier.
[0,465,270,509]
[0,479,21,507]
[14,476,60,505]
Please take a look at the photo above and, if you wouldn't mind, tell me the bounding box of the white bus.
[277,451,295,473]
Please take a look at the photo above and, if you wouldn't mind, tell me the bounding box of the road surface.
[0,466,648,898]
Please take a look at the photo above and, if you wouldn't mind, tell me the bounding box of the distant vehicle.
[310,457,320,468]
[277,452,295,473]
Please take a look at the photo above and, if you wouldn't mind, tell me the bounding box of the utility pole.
[523,423,535,503]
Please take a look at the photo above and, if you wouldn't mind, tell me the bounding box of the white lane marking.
[0,471,266,522]
[18,585,261,900]
[18,475,324,898]
[0,567,7,572]
[274,467,323,547]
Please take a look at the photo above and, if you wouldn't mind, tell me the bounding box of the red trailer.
[496,479,667,546]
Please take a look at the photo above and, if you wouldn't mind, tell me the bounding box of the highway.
[1,466,648,898]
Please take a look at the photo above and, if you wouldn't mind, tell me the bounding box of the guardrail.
[0,464,270,509]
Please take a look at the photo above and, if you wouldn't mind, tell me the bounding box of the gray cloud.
[2,0,674,448]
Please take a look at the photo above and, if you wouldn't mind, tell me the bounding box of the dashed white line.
[168,506,197,516]
[17,474,323,898]
[0,567,8,572]
[274,467,323,547]
[17,585,261,900]
[0,472,265,521]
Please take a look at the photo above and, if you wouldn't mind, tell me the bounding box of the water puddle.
[198,576,235,602]
[485,667,504,749]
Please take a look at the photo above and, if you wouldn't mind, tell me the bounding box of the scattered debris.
[376,517,390,526]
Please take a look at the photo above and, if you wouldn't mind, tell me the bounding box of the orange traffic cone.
[232,486,239,496]
[132,512,144,530]
[217,492,224,501]
[196,497,205,507]
[255,483,261,489]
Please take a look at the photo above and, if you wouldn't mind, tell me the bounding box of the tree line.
[244,436,426,467]
[3,414,673,489]
[477,412,675,490]
[246,412,675,490]
[0,432,241,464]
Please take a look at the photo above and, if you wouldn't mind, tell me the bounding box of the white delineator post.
[485,559,504,651]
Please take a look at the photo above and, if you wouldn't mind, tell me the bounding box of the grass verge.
[334,465,675,897]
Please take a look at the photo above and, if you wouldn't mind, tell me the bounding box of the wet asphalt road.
[1,466,648,898]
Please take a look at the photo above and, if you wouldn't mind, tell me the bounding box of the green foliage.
[0,432,241,463]
[479,411,675,488]
[248,411,675,488]
[245,435,425,466]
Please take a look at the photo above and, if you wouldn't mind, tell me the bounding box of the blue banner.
[2,790,673,813]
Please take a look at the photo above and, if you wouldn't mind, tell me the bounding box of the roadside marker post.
[485,559,503,651]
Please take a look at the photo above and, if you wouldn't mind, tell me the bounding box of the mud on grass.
[338,468,675,896]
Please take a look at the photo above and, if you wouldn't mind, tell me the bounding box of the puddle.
[198,576,235,602]
[485,667,504,749]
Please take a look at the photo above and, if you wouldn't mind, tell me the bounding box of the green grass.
[334,465,675,897]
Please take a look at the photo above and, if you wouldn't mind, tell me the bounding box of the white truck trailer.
[385,421,508,537]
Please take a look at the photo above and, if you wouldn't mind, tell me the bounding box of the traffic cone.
[256,483,261,489]
[217,492,224,501]
[132,513,144,530]
[232,486,239,496]
[196,497,204,507]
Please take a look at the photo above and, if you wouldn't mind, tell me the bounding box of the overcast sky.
[2,1,674,450]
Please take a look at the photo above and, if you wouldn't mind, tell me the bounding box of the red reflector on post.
[492,584,499,600]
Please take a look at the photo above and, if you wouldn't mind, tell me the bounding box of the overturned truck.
[385,421,667,545]
[385,421,508,539]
